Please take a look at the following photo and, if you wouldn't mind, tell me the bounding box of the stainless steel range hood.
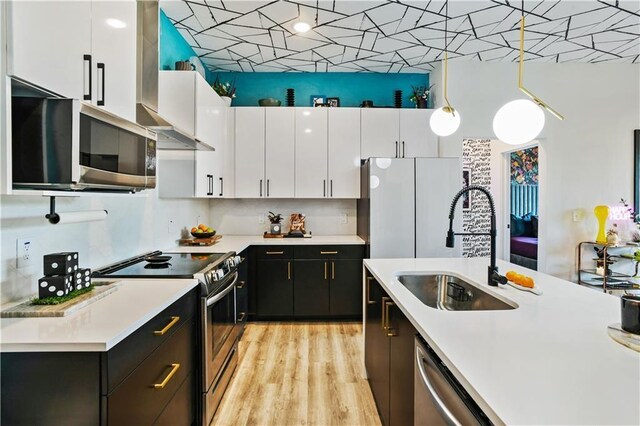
[136,0,212,151]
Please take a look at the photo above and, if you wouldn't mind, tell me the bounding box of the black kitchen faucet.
[446,185,507,287]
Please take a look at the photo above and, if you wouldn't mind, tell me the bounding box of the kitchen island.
[364,257,640,425]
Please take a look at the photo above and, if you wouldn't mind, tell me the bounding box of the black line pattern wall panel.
[462,138,492,258]
[161,0,640,73]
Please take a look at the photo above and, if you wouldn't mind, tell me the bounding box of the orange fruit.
[521,277,535,288]
[505,271,517,281]
[191,227,198,233]
[198,224,208,231]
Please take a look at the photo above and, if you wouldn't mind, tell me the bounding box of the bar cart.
[577,241,640,294]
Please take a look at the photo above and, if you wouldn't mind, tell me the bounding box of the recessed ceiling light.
[293,21,311,33]
[106,18,127,29]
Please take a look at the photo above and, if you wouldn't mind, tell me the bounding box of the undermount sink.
[397,274,517,311]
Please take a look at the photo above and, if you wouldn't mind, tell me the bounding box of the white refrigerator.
[357,157,462,259]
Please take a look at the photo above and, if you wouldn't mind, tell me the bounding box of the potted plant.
[268,211,283,235]
[212,76,236,106]
[409,85,433,109]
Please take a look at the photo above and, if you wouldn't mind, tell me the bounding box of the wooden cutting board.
[179,234,223,246]
[1,283,119,318]
[263,232,284,238]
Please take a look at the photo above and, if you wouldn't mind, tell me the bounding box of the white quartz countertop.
[364,257,640,426]
[0,279,198,352]
[169,234,365,254]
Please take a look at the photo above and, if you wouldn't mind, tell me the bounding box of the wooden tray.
[263,232,284,238]
[180,235,222,246]
[1,283,119,318]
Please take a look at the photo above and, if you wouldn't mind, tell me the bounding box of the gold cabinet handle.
[381,296,391,329]
[287,261,291,280]
[237,312,246,322]
[154,316,180,336]
[366,276,376,305]
[236,280,246,289]
[266,251,284,255]
[385,300,397,337]
[153,363,180,389]
[324,261,328,280]
[320,251,338,255]
[331,261,335,280]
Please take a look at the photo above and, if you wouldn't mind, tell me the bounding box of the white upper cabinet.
[7,1,137,121]
[328,109,361,198]
[158,71,197,135]
[235,108,265,198]
[265,108,295,198]
[295,108,328,198]
[361,109,400,159]
[399,109,438,158]
[361,108,438,159]
[158,71,224,150]
[6,2,92,100]
[91,0,137,121]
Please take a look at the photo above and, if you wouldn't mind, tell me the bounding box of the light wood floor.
[213,322,382,426]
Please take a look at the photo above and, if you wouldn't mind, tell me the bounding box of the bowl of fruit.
[191,224,216,239]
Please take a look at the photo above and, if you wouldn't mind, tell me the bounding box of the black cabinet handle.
[330,180,333,197]
[395,141,398,158]
[97,63,105,106]
[267,179,270,197]
[323,179,326,197]
[83,54,92,101]
[402,141,405,158]
[259,179,263,197]
[219,177,223,197]
[207,174,213,196]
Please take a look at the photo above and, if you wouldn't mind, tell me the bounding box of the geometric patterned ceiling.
[160,0,640,72]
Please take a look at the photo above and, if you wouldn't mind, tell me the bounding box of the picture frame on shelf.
[310,95,326,107]
[327,97,340,107]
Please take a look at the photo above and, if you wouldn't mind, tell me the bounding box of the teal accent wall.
[159,10,213,81]
[159,10,429,108]
[212,72,429,108]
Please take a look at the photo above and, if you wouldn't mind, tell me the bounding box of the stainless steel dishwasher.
[414,336,492,426]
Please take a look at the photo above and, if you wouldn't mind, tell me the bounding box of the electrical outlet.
[573,209,585,222]
[258,214,266,224]
[196,215,202,226]
[16,238,34,269]
[168,219,175,234]
[339,213,348,224]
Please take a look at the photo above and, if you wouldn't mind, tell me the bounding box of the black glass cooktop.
[93,251,227,279]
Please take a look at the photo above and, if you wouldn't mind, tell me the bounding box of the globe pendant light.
[429,0,461,137]
[493,2,564,145]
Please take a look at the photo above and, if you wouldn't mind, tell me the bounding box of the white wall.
[0,193,210,303]
[208,199,356,236]
[434,61,640,279]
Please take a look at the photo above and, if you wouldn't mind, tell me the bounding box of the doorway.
[505,145,539,270]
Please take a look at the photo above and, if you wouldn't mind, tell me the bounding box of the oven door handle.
[206,272,238,307]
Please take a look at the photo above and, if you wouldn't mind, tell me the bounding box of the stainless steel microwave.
[11,97,156,192]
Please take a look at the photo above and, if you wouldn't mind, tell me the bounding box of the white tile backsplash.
[208,199,357,236]
[0,192,210,303]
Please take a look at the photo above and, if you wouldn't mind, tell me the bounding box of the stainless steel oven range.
[93,250,244,425]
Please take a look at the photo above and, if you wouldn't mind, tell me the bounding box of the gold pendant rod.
[518,16,564,121]
[443,51,455,115]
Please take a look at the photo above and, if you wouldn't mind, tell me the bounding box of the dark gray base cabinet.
[364,274,416,426]
[252,245,364,320]
[0,289,197,426]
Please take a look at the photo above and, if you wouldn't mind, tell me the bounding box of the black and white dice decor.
[38,274,73,298]
[43,252,79,276]
[74,269,92,290]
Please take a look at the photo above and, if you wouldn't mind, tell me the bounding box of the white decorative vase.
[221,96,232,107]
